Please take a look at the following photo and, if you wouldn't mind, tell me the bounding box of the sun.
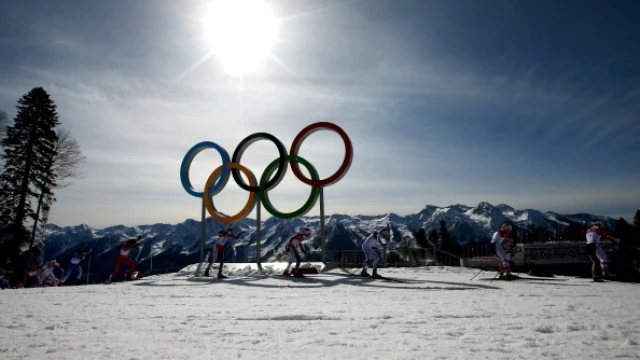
[203,0,277,76]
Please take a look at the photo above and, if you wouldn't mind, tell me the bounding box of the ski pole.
[135,239,143,262]
[87,253,91,285]
[150,239,153,275]
[470,269,483,280]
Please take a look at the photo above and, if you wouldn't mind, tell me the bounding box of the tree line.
[0,87,86,287]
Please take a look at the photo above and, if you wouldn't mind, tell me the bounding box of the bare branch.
[51,128,86,188]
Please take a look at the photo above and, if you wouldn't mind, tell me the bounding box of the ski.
[516,276,568,281]
[348,274,405,283]
[132,271,151,280]
[478,276,567,282]
[315,272,405,283]
[274,274,315,280]
[201,270,263,280]
[238,271,264,280]
[202,274,237,279]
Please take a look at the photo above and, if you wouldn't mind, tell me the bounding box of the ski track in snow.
[1,266,639,360]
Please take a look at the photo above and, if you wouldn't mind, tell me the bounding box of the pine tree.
[634,210,640,228]
[614,218,636,248]
[0,88,59,245]
[415,228,428,248]
[438,220,452,250]
[428,229,439,248]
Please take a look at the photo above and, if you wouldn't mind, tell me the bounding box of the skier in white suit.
[490,223,514,279]
[361,230,389,278]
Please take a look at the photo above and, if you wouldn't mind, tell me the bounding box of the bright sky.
[2,265,639,359]
[0,0,638,228]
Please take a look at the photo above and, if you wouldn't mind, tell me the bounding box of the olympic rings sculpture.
[180,122,353,223]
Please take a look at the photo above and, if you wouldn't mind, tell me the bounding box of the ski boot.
[126,271,139,281]
[371,269,382,279]
[282,270,290,276]
[204,270,210,277]
[217,274,228,279]
[360,269,370,277]
[504,272,517,280]
[593,276,604,282]
[603,269,615,279]
[292,269,305,278]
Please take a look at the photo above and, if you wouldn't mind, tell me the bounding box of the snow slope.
[2,266,638,360]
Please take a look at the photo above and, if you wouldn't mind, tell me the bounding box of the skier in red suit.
[106,236,141,283]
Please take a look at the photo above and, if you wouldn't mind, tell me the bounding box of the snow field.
[1,266,639,360]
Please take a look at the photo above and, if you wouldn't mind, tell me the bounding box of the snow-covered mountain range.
[40,202,615,281]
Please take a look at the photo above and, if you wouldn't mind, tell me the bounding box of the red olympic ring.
[289,122,353,187]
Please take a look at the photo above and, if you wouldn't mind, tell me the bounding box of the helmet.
[594,221,605,228]
[500,224,512,232]
[302,227,311,235]
[380,231,390,239]
[225,224,234,231]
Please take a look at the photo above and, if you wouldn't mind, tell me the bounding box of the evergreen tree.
[428,229,439,248]
[634,210,640,228]
[612,217,639,280]
[0,88,59,245]
[614,217,637,248]
[438,220,452,250]
[415,228,428,248]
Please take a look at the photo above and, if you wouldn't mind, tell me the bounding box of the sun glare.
[204,0,277,76]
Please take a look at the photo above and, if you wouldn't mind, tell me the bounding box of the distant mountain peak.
[41,203,616,280]
[477,201,495,208]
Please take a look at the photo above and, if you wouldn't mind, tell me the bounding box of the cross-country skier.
[282,227,311,277]
[39,259,64,287]
[106,236,141,284]
[586,221,616,281]
[204,224,243,279]
[490,223,514,279]
[361,230,389,278]
[60,248,92,285]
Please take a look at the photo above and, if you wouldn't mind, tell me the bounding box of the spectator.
[0,268,9,289]
[21,247,42,288]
